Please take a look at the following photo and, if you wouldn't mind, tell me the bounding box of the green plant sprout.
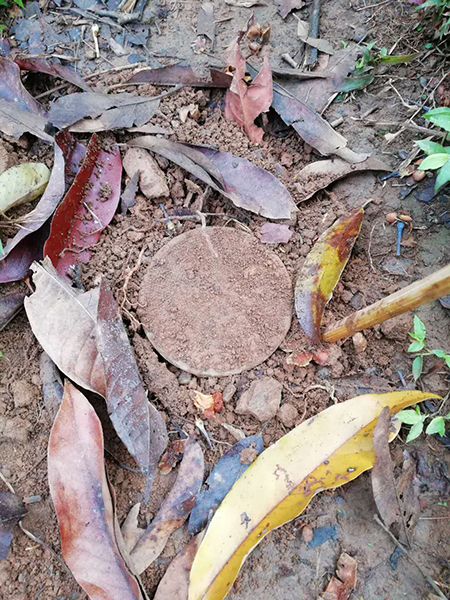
[415,0,450,39]
[407,315,450,381]
[416,107,450,192]
[0,0,24,8]
[396,406,450,442]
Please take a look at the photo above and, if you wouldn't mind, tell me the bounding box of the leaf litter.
[0,491,27,560]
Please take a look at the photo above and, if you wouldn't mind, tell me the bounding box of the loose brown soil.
[0,0,449,599]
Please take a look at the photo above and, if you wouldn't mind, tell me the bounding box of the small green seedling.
[396,406,450,442]
[415,0,450,39]
[407,315,450,380]
[416,107,450,192]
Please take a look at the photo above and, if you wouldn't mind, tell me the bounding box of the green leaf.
[0,238,3,256]
[419,153,449,171]
[408,341,424,353]
[396,409,423,425]
[435,158,450,192]
[338,74,375,92]
[445,356,450,369]
[415,140,446,156]
[406,421,424,442]
[426,417,445,436]
[413,315,426,340]
[432,349,446,358]
[424,107,450,133]
[379,53,419,64]
[13,0,24,7]
[412,355,423,381]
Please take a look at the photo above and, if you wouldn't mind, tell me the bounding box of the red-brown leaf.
[44,133,122,279]
[48,381,144,600]
[224,38,272,144]
[0,57,46,115]
[15,57,91,92]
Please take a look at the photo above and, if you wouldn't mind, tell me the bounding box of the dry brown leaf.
[320,553,357,600]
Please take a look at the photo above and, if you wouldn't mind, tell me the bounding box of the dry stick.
[304,0,320,67]
[322,263,450,343]
[373,515,447,600]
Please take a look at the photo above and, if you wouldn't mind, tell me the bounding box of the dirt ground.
[0,0,449,598]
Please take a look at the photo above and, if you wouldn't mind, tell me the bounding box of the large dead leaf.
[97,279,168,487]
[129,137,297,219]
[25,260,159,481]
[154,533,205,600]
[224,38,272,144]
[188,391,440,600]
[0,491,27,560]
[15,56,91,92]
[295,208,364,346]
[44,134,122,279]
[129,438,204,575]
[48,381,145,599]
[0,98,53,143]
[294,157,389,202]
[0,162,50,213]
[128,63,232,88]
[372,407,409,544]
[49,91,161,131]
[0,57,46,115]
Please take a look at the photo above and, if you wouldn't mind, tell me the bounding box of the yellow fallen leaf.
[188,391,440,600]
[192,391,214,411]
[0,163,50,213]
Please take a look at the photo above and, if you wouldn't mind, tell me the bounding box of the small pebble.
[178,371,192,385]
[413,170,426,182]
[352,332,367,354]
[222,383,237,403]
[278,403,299,428]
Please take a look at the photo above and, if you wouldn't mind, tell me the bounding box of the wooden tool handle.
[322,263,450,344]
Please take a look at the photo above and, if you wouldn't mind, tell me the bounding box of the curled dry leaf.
[0,57,46,115]
[188,391,440,600]
[154,533,205,600]
[129,137,297,220]
[130,438,204,575]
[0,491,27,560]
[0,222,51,284]
[320,553,357,600]
[44,133,122,279]
[158,439,186,475]
[49,91,161,131]
[295,208,364,346]
[0,292,26,332]
[224,38,272,144]
[15,56,91,92]
[188,434,264,535]
[0,163,50,213]
[294,157,390,203]
[48,381,145,599]
[372,407,409,544]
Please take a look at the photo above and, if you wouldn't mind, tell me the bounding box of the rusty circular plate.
[138,227,292,377]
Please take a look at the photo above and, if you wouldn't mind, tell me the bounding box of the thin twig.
[373,515,447,599]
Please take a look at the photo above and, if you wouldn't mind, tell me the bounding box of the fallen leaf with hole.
[128,438,204,574]
[0,163,50,213]
[129,137,297,219]
[320,553,357,600]
[0,57,46,115]
[154,533,205,600]
[40,351,64,422]
[295,208,364,346]
[396,450,420,538]
[260,223,292,244]
[0,292,26,332]
[195,2,215,52]
[48,381,146,599]
[128,62,232,88]
[294,157,389,203]
[372,407,410,544]
[0,491,27,560]
[44,133,122,280]
[224,38,272,144]
[97,279,168,490]
[188,434,264,535]
[274,0,304,18]
[137,227,292,376]
[48,91,161,131]
[15,56,91,92]
[188,391,440,600]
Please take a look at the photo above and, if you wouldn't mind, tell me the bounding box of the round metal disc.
[138,227,292,376]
